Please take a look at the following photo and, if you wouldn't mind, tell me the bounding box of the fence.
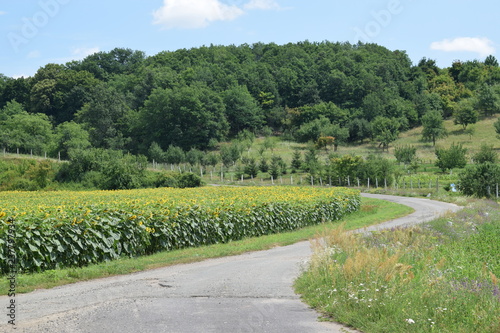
[198,167,500,198]
[2,148,62,161]
[3,152,499,198]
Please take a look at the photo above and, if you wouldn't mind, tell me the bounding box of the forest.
[2,41,500,156]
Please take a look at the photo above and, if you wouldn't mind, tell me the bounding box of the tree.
[295,116,331,143]
[485,55,499,67]
[0,112,54,154]
[269,155,286,179]
[394,145,417,166]
[75,84,132,150]
[223,85,264,135]
[262,136,278,154]
[291,150,302,172]
[220,142,241,167]
[0,100,25,121]
[186,148,204,166]
[453,98,478,130]
[139,84,229,150]
[53,121,91,159]
[148,142,166,163]
[325,124,349,151]
[315,136,335,151]
[459,136,500,197]
[494,117,500,139]
[69,48,145,80]
[417,57,440,80]
[348,118,372,143]
[101,153,148,190]
[476,84,500,116]
[358,155,396,186]
[435,143,467,173]
[26,160,55,189]
[201,152,219,168]
[243,158,259,178]
[164,145,185,165]
[371,116,399,151]
[329,154,363,184]
[473,144,497,164]
[303,146,320,173]
[459,163,500,198]
[29,64,99,123]
[421,110,447,146]
[290,102,349,129]
[259,158,269,173]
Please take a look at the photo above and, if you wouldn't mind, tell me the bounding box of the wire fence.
[3,151,499,198]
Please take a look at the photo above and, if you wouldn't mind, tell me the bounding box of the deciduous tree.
[421,110,447,146]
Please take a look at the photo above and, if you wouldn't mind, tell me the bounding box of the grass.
[0,196,412,295]
[391,115,500,161]
[295,199,500,333]
[195,114,500,187]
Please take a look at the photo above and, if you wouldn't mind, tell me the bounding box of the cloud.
[430,37,496,57]
[49,47,100,65]
[12,74,30,79]
[72,47,100,59]
[27,50,41,59]
[152,0,244,29]
[244,0,280,10]
[0,11,6,15]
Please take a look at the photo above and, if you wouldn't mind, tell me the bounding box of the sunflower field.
[0,186,360,274]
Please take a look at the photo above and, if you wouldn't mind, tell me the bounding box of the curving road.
[2,194,461,333]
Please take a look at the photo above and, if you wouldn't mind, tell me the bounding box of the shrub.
[435,143,467,173]
[459,163,500,198]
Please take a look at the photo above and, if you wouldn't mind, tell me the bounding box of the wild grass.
[200,115,500,189]
[295,199,500,333]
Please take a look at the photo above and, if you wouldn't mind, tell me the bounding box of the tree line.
[1,42,500,159]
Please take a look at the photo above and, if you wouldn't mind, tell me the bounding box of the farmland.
[0,186,360,274]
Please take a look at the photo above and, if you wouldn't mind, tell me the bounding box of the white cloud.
[152,0,244,29]
[244,0,280,10]
[48,47,100,65]
[0,11,6,15]
[430,37,496,57]
[27,50,41,59]
[12,74,30,79]
[72,47,100,59]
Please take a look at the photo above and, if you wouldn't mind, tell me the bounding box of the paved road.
[2,194,461,333]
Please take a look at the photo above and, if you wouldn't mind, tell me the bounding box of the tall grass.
[295,200,500,333]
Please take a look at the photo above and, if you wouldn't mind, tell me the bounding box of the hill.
[1,41,499,161]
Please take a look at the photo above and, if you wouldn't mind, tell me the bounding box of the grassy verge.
[295,199,500,333]
[0,197,411,295]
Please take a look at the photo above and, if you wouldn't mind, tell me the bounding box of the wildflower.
[405,319,415,324]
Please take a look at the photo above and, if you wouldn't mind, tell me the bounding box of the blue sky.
[0,0,497,78]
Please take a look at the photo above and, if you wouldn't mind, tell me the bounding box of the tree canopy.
[0,43,497,156]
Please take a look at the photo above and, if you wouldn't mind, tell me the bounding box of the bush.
[473,144,498,164]
[154,171,202,188]
[100,154,148,190]
[459,163,500,198]
[178,173,203,188]
[154,172,179,188]
[435,143,467,173]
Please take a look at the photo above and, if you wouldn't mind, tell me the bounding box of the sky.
[0,0,498,78]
